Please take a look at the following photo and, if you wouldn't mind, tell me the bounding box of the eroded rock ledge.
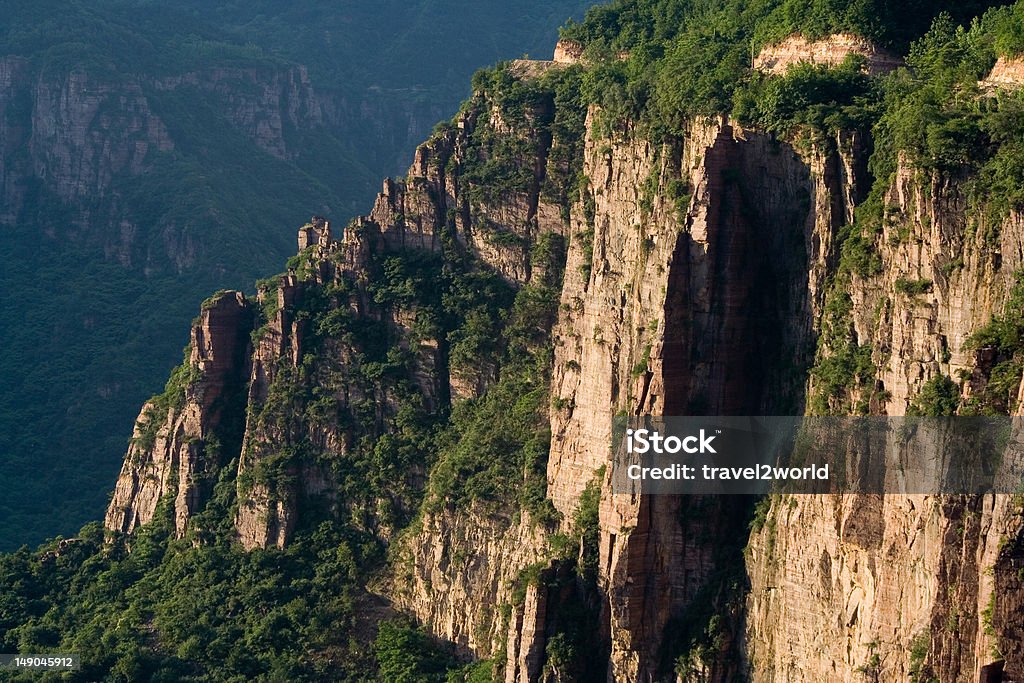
[754,33,903,76]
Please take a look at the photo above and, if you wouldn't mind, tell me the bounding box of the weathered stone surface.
[754,33,903,77]
[746,150,1024,682]
[553,39,584,65]
[105,291,253,537]
[297,215,332,251]
[981,56,1024,91]
[384,508,551,658]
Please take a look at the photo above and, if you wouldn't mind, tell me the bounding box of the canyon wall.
[746,154,1024,682]
[102,60,1024,682]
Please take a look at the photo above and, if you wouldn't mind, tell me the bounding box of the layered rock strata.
[754,33,904,76]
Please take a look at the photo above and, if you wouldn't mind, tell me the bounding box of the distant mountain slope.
[0,0,593,550]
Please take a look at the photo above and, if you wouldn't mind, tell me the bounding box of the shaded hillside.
[0,0,593,550]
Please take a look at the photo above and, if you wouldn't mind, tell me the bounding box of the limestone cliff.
[101,48,1024,683]
[384,91,1024,681]
[105,291,253,537]
[745,152,1024,682]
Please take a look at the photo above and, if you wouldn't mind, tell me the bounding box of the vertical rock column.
[105,291,253,537]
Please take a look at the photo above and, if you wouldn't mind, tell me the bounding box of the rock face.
[754,33,903,76]
[297,216,332,250]
[981,56,1024,90]
[544,114,860,680]
[745,148,1024,682]
[105,291,253,537]
[553,39,584,64]
[153,65,328,161]
[103,61,1024,682]
[386,508,551,658]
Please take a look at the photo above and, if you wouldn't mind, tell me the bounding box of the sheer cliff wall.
[103,62,1024,682]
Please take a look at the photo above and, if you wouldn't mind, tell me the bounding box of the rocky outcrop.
[366,92,567,285]
[385,508,551,659]
[105,291,253,537]
[754,33,903,76]
[980,55,1024,90]
[553,40,584,65]
[297,215,332,250]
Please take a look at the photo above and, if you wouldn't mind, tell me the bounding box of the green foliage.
[909,630,936,683]
[461,63,587,220]
[966,272,1024,353]
[631,344,652,377]
[991,2,1024,56]
[426,283,561,525]
[447,660,495,683]
[907,375,961,416]
[572,472,603,581]
[857,9,1024,229]
[14,2,1024,681]
[666,177,692,222]
[640,152,662,214]
[0,505,385,682]
[871,14,992,177]
[838,222,883,277]
[560,0,1003,139]
[373,621,458,683]
[962,271,1024,414]
[809,280,877,415]
[734,56,879,139]
[894,278,934,296]
[663,497,752,678]
[540,67,589,220]
[576,228,596,281]
[462,67,551,205]
[130,346,201,452]
[507,558,605,681]
[749,495,773,534]
[0,192,571,674]
[752,0,1004,51]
